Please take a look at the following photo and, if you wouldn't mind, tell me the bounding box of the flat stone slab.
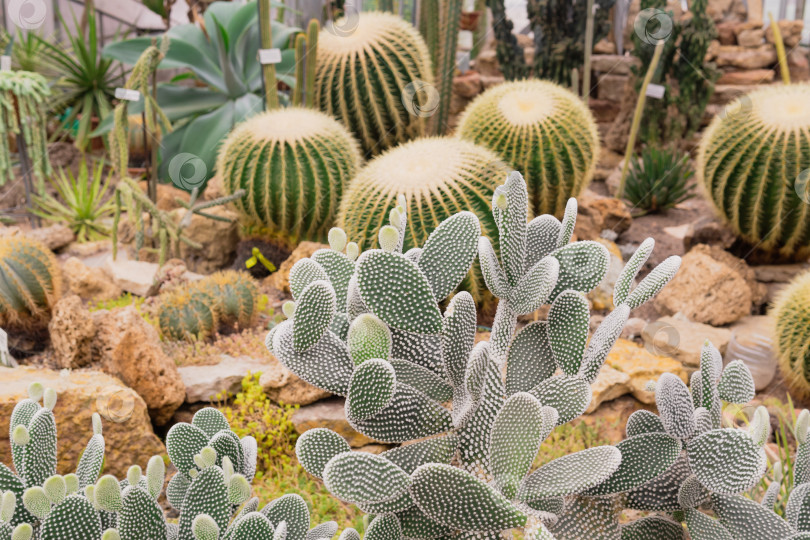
[179,355,270,403]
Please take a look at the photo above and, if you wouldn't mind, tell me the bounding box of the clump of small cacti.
[697,83,810,260]
[193,271,259,332]
[456,79,600,217]
[316,12,434,156]
[3,383,105,534]
[0,236,63,330]
[217,107,362,244]
[337,137,506,300]
[270,171,775,537]
[157,288,218,342]
[773,270,810,400]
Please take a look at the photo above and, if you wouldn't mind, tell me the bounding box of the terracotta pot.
[460,11,482,31]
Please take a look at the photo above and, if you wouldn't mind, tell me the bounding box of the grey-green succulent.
[271,171,770,538]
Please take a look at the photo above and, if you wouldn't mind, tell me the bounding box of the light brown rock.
[717,68,774,84]
[597,74,629,102]
[642,315,732,367]
[753,263,810,283]
[49,295,96,369]
[574,191,632,241]
[716,22,737,44]
[23,224,75,251]
[260,357,331,406]
[590,54,640,76]
[170,206,240,274]
[103,257,159,296]
[137,181,190,211]
[765,20,804,48]
[715,44,777,69]
[654,244,765,325]
[0,366,165,479]
[480,75,506,89]
[92,306,185,424]
[453,71,483,99]
[605,339,687,404]
[736,28,765,47]
[586,365,631,413]
[594,39,616,54]
[788,48,810,82]
[291,398,374,447]
[473,49,501,77]
[266,241,329,294]
[63,257,122,302]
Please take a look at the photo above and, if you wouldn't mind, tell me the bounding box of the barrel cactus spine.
[316,11,434,156]
[0,236,63,330]
[456,79,601,217]
[336,137,507,301]
[697,83,810,260]
[218,107,362,245]
[773,270,810,399]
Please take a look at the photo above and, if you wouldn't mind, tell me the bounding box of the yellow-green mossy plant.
[194,270,258,331]
[773,270,810,399]
[0,236,62,330]
[316,11,434,156]
[697,83,810,260]
[337,137,505,300]
[456,79,600,217]
[218,107,362,244]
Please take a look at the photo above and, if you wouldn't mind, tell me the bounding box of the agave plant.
[623,145,694,215]
[36,10,122,150]
[32,160,115,242]
[99,1,300,184]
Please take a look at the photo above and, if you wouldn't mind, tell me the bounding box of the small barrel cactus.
[157,289,218,342]
[337,137,506,300]
[456,79,600,217]
[218,107,362,244]
[0,236,62,330]
[697,83,810,259]
[773,270,810,399]
[316,11,433,156]
[193,271,259,332]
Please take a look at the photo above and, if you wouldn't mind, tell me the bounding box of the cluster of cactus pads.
[697,83,810,260]
[3,386,357,540]
[158,271,259,342]
[774,270,810,400]
[271,171,796,538]
[0,236,62,330]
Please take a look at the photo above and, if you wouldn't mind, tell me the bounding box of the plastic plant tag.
[646,83,666,99]
[0,328,11,367]
[115,88,141,101]
[0,56,10,71]
[258,48,282,65]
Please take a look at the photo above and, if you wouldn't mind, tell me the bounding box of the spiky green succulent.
[0,236,63,330]
[456,80,600,217]
[316,12,433,157]
[218,107,362,244]
[773,270,810,400]
[337,137,507,301]
[271,171,773,538]
[697,83,810,260]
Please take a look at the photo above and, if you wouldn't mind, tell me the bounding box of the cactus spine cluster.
[218,107,362,244]
[3,389,350,540]
[157,271,259,342]
[773,270,810,399]
[0,236,62,330]
[337,137,506,300]
[697,83,810,259]
[316,12,434,156]
[456,80,600,217]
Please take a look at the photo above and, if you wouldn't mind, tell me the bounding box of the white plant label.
[115,88,142,102]
[258,48,282,65]
[646,83,666,99]
[0,56,11,71]
[0,328,9,367]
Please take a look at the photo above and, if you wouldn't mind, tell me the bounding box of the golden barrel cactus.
[697,84,810,260]
[456,79,600,217]
[218,107,362,244]
[337,137,506,300]
[774,270,810,399]
[194,270,258,331]
[316,12,434,156]
[0,236,62,330]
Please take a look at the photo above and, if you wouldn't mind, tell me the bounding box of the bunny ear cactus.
[276,170,689,537]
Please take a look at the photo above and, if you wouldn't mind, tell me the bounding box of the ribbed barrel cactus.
[697,83,810,260]
[157,289,218,342]
[193,271,259,332]
[267,171,784,538]
[456,80,600,217]
[0,236,62,330]
[316,12,433,156]
[218,107,362,244]
[773,270,810,400]
[337,137,506,301]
